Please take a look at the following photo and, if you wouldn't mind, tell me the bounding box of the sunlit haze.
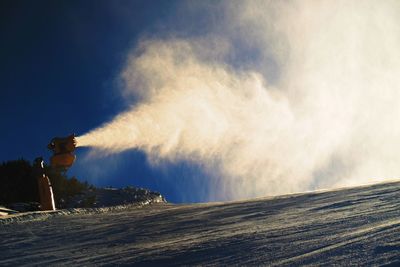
[76,1,400,200]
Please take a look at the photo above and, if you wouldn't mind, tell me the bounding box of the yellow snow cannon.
[47,134,77,170]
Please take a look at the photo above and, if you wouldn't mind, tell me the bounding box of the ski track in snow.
[1,181,400,266]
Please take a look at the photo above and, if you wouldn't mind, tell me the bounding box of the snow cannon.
[47,134,77,170]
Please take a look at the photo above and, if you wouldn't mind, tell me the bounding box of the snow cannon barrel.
[47,134,77,170]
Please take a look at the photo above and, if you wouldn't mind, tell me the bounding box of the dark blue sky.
[0,0,223,203]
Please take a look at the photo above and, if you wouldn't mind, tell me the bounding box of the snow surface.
[63,187,166,209]
[1,181,400,266]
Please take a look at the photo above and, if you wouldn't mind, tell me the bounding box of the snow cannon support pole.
[34,157,56,211]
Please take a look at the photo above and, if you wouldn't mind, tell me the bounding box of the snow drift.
[1,181,400,265]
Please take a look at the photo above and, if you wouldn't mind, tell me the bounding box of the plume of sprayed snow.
[77,0,400,200]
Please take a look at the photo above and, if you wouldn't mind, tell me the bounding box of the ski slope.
[1,181,400,266]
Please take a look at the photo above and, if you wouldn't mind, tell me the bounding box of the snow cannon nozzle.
[47,134,77,170]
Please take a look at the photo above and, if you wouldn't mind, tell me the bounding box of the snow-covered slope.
[1,181,400,266]
[63,187,166,209]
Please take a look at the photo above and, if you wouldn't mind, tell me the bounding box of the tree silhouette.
[0,158,89,208]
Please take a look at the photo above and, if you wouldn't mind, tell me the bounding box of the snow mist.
[77,1,400,200]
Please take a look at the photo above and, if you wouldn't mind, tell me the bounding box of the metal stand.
[34,157,56,211]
